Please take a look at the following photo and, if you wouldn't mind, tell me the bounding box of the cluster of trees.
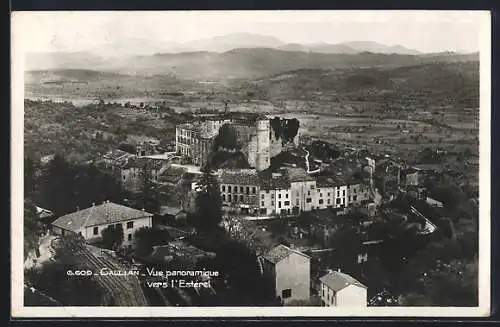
[307,140,341,162]
[25,233,104,306]
[270,117,300,142]
[25,155,125,217]
[24,200,42,259]
[134,226,173,258]
[213,124,239,151]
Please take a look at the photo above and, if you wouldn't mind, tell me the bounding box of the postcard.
[11,10,491,317]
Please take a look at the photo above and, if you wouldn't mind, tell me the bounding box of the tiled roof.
[36,206,54,219]
[103,149,133,161]
[158,206,183,216]
[122,157,164,170]
[262,244,310,264]
[218,169,260,185]
[51,202,153,232]
[283,167,315,182]
[319,271,367,291]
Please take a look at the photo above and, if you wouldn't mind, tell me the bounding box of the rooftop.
[262,244,310,264]
[122,157,164,170]
[282,167,315,182]
[319,270,367,292]
[51,201,153,232]
[103,149,134,161]
[218,169,260,186]
[158,206,183,216]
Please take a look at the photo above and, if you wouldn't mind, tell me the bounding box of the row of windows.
[221,185,257,194]
[222,194,255,203]
[92,221,135,235]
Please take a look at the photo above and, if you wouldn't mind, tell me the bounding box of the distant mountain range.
[25,44,478,81]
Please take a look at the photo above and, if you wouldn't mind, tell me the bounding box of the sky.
[12,10,488,54]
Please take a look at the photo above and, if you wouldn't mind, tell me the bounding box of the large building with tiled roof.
[51,201,153,248]
[319,270,367,307]
[260,244,311,304]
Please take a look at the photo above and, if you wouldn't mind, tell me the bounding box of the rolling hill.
[25,48,479,81]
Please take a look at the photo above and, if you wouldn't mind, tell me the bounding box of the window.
[252,187,256,194]
[296,199,299,206]
[126,221,134,229]
[128,234,132,241]
[337,191,340,197]
[282,288,292,299]
[284,201,290,206]
[306,198,312,203]
[285,193,288,198]
[222,185,226,192]
[239,195,244,202]
[246,187,250,194]
[343,190,346,196]
[261,201,265,207]
[93,227,99,235]
[261,194,265,199]
[319,199,324,204]
[222,194,226,201]
[228,194,232,202]
[320,193,323,197]
[336,199,341,204]
[228,186,232,193]
[278,193,282,199]
[349,196,352,202]
[310,185,314,190]
[327,192,331,197]
[308,191,311,196]
[353,195,358,201]
[240,186,244,193]
[327,199,331,204]
[278,201,282,208]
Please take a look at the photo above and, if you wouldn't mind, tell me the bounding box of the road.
[303,148,321,174]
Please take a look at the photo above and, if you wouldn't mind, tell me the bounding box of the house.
[405,168,420,186]
[260,244,311,304]
[218,169,261,215]
[120,157,164,193]
[102,149,135,171]
[51,201,153,249]
[40,154,55,165]
[36,206,54,223]
[319,270,367,307]
[309,209,345,246]
[156,206,186,225]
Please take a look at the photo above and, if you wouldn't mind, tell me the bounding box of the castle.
[175,114,300,171]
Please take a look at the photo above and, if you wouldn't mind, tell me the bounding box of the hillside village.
[24,105,478,307]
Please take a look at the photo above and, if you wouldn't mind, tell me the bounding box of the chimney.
[141,208,145,211]
[92,203,95,207]
[337,268,341,273]
[76,206,80,211]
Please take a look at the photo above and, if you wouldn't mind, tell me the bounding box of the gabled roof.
[51,202,153,232]
[36,206,54,219]
[103,149,133,161]
[218,169,260,185]
[158,206,183,216]
[262,244,310,264]
[319,271,367,292]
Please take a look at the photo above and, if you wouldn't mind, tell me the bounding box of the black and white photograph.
[11,10,491,317]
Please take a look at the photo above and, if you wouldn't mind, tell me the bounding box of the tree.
[194,166,222,233]
[100,224,124,251]
[139,163,158,213]
[24,157,38,198]
[214,124,239,150]
[134,226,172,257]
[24,199,41,259]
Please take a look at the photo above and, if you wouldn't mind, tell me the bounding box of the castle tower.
[255,119,271,170]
